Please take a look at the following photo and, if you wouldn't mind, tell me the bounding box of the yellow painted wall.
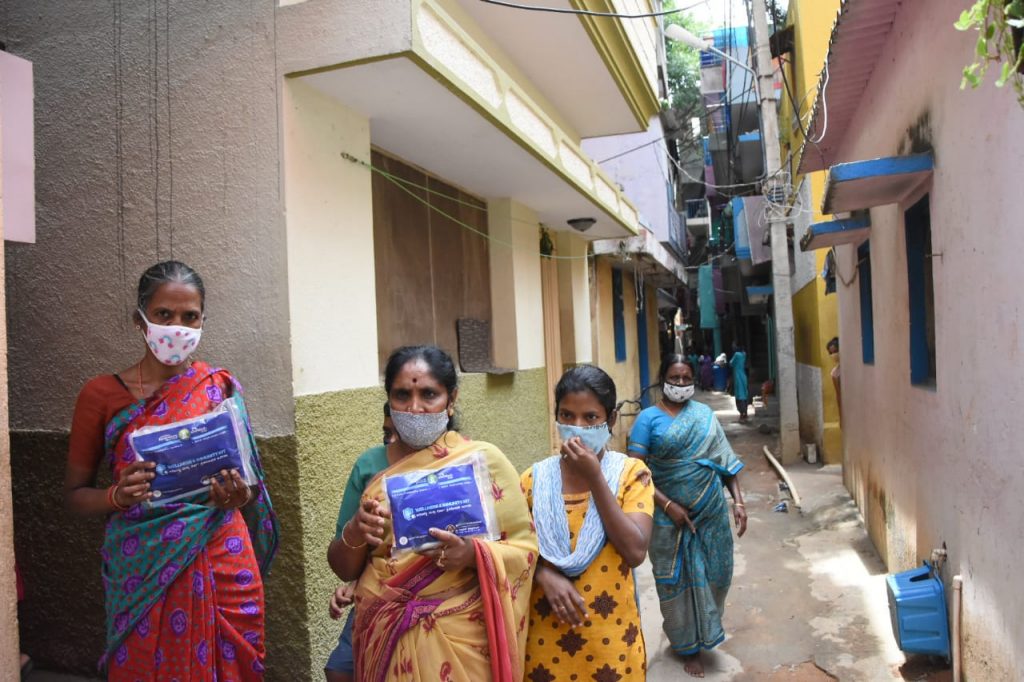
[590,258,662,453]
[782,0,843,463]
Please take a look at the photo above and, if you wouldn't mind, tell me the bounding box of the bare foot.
[683,652,704,677]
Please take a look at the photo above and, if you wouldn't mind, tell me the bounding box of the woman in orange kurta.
[521,365,654,682]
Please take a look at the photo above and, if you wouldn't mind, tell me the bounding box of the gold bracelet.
[735,503,745,508]
[663,498,674,513]
[340,521,368,550]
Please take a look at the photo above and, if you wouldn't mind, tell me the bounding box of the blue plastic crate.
[886,561,950,660]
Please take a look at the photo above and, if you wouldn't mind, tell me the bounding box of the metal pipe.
[952,575,963,681]
[762,445,802,510]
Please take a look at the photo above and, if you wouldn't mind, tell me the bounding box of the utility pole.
[750,0,800,463]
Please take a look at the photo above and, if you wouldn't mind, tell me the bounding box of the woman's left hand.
[560,437,603,485]
[732,503,747,537]
[419,528,476,572]
[210,469,252,510]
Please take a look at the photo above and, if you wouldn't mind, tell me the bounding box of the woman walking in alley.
[730,344,750,422]
[628,354,747,678]
[521,365,654,682]
[329,345,537,681]
[63,261,279,680]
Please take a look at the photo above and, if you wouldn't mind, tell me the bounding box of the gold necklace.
[136,363,145,398]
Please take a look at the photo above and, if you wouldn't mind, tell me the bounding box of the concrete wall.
[833,0,1024,677]
[786,0,844,463]
[0,104,20,679]
[583,117,673,242]
[0,1,294,436]
[283,80,378,395]
[488,199,546,371]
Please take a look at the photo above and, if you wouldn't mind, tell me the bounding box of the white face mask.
[138,309,202,366]
[663,382,694,403]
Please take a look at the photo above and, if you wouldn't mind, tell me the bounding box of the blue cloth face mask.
[556,422,612,454]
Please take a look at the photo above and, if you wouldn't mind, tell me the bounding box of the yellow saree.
[353,433,537,682]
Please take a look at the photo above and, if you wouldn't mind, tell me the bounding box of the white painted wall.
[792,179,818,292]
[796,361,823,448]
[556,231,593,364]
[488,199,546,370]
[832,0,1024,677]
[583,117,674,243]
[283,80,379,395]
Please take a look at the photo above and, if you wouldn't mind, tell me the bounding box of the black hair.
[827,337,839,352]
[383,345,458,429]
[137,261,206,312]
[383,402,391,417]
[658,353,691,382]
[554,365,617,420]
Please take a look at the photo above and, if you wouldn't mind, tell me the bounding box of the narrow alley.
[23,390,950,682]
[640,391,949,682]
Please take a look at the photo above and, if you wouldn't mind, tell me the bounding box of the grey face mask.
[389,409,450,449]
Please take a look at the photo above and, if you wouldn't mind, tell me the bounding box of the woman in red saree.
[328,345,536,682]
[63,262,278,680]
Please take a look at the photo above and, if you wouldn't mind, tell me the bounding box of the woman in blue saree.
[628,354,747,678]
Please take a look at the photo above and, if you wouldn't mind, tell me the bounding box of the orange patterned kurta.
[521,457,654,682]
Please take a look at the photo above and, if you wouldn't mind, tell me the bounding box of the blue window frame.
[612,269,626,362]
[858,241,874,364]
[905,195,936,386]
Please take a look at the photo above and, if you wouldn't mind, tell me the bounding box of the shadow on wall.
[10,432,309,679]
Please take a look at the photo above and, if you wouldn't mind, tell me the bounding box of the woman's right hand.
[347,496,390,548]
[666,500,697,533]
[114,461,157,507]
[536,565,589,627]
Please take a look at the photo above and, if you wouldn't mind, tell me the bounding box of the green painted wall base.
[292,367,549,679]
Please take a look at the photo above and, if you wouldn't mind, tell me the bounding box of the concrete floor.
[640,391,950,682]
[25,391,952,682]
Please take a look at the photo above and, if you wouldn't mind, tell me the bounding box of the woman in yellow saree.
[327,346,537,682]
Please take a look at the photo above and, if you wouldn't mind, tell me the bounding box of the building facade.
[797,0,1024,676]
[0,1,677,678]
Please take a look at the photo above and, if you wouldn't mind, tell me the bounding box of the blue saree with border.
[644,400,743,655]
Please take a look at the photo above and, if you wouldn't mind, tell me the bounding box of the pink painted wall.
[832,0,1024,677]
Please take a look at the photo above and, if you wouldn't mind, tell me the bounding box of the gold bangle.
[735,503,745,508]
[108,484,128,512]
[663,498,674,513]
[340,521,368,550]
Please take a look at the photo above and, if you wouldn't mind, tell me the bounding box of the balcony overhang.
[822,153,933,215]
[291,0,640,239]
[454,0,659,136]
[593,229,687,288]
[800,216,871,251]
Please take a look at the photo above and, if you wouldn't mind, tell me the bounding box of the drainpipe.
[952,575,963,681]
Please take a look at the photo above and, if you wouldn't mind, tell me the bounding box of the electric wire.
[341,152,599,261]
[477,0,710,19]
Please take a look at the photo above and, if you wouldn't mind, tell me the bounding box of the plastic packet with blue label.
[128,395,257,506]
[384,451,499,555]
